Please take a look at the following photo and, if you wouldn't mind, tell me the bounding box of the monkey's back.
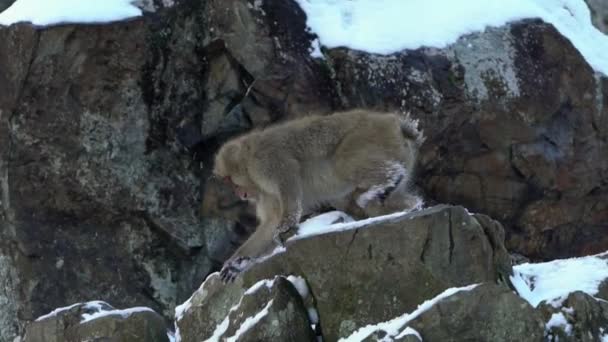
[246,110,402,160]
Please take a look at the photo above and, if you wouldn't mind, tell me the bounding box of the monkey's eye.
[223,176,232,184]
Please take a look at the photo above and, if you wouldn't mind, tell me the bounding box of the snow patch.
[511,251,608,307]
[545,312,573,335]
[204,277,278,342]
[174,299,191,322]
[0,0,141,26]
[34,302,81,321]
[292,209,412,241]
[395,326,422,340]
[295,0,608,75]
[80,302,155,323]
[340,284,479,341]
[225,300,273,342]
[244,278,276,295]
[287,275,310,299]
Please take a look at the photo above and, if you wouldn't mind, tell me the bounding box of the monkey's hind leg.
[354,161,408,209]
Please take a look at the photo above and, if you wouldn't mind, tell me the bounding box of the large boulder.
[538,291,608,342]
[322,20,608,260]
[177,276,315,342]
[23,301,169,342]
[344,283,544,341]
[408,284,544,341]
[177,205,513,341]
[0,0,331,339]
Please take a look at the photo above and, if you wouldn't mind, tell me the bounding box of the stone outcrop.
[176,205,514,341]
[407,284,544,342]
[24,301,169,342]
[538,291,608,341]
[586,0,608,33]
[176,276,315,341]
[323,20,608,260]
[1,0,607,339]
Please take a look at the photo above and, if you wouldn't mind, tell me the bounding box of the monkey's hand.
[220,257,252,283]
[273,221,296,246]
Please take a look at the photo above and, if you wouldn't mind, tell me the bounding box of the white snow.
[0,0,141,26]
[174,299,191,322]
[394,326,422,340]
[34,302,81,321]
[204,277,277,342]
[80,302,155,323]
[244,278,276,295]
[225,300,273,342]
[340,284,479,341]
[292,210,412,241]
[545,312,573,335]
[287,275,310,299]
[295,0,608,75]
[511,251,608,307]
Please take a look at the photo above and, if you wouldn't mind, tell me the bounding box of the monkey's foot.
[220,257,252,283]
[273,230,286,246]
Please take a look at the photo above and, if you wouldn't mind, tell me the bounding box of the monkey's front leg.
[220,214,280,283]
[273,184,303,246]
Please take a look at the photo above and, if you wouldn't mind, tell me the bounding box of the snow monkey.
[213,109,425,282]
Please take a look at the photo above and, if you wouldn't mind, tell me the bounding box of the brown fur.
[213,109,424,281]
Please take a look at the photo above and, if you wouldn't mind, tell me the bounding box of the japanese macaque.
[212,109,425,281]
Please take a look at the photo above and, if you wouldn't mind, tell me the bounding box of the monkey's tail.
[399,112,426,147]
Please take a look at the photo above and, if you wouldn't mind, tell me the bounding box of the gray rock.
[178,205,513,341]
[323,20,608,259]
[408,283,544,341]
[0,0,14,13]
[538,291,608,342]
[24,301,169,342]
[176,276,314,342]
[585,0,608,34]
[352,283,544,341]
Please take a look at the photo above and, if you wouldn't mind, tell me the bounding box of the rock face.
[408,284,544,342]
[1,0,608,339]
[324,20,608,260]
[177,276,315,341]
[586,0,608,33]
[177,205,514,341]
[539,291,608,342]
[24,301,168,342]
[0,0,330,339]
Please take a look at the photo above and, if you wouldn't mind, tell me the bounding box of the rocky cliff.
[0,0,607,341]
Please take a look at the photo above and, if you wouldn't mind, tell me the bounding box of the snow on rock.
[511,251,608,307]
[340,284,479,341]
[545,312,573,335]
[80,301,155,323]
[295,0,608,75]
[0,0,141,26]
[203,277,278,342]
[34,302,82,322]
[225,300,274,342]
[395,326,422,340]
[291,209,416,241]
[286,275,310,299]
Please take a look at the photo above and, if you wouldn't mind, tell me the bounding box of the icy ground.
[295,0,608,75]
[0,0,141,26]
